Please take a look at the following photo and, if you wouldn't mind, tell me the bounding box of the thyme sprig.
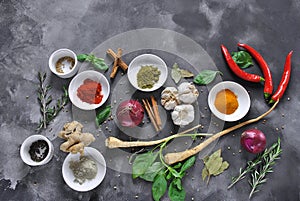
[248,138,282,198]
[36,72,68,131]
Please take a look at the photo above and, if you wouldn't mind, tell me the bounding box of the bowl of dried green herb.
[128,54,168,92]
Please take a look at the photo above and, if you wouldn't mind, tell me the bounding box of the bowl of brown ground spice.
[208,81,251,122]
[48,48,79,78]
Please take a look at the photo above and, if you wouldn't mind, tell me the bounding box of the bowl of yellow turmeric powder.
[208,81,251,122]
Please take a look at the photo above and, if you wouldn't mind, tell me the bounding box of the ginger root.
[58,121,95,156]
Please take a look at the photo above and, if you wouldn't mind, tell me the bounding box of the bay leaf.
[171,63,181,84]
[202,167,209,181]
[213,161,230,176]
[179,69,194,78]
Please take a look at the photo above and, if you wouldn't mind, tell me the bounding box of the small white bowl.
[49,48,79,78]
[62,147,106,192]
[128,54,168,92]
[208,81,251,122]
[20,135,54,166]
[68,70,110,110]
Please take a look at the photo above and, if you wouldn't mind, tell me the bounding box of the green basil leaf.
[166,171,173,180]
[168,179,186,201]
[132,152,158,179]
[180,156,196,173]
[152,173,167,201]
[193,70,222,85]
[77,54,88,62]
[169,167,181,178]
[172,162,182,169]
[171,63,181,84]
[93,58,109,71]
[95,105,111,127]
[173,178,182,190]
[231,51,253,69]
[140,162,164,182]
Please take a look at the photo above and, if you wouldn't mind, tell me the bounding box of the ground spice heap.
[77,79,103,104]
[214,89,239,114]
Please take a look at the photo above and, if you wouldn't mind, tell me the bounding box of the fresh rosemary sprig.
[36,72,69,131]
[248,138,282,199]
[228,141,278,189]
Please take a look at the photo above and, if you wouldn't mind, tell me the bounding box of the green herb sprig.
[249,138,282,198]
[132,131,211,201]
[77,54,109,71]
[37,72,68,131]
[228,138,282,199]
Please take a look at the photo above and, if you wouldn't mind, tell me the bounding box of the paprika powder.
[77,79,103,104]
[214,89,239,114]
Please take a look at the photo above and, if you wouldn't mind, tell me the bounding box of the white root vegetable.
[105,100,279,165]
[164,100,279,164]
[105,125,203,148]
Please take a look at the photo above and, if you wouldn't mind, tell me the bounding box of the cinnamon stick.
[106,49,128,71]
[142,99,159,132]
[110,48,123,78]
[151,96,162,129]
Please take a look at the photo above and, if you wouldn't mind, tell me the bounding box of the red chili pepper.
[221,45,264,82]
[269,51,293,104]
[238,43,273,99]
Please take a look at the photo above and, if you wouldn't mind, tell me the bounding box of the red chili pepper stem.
[238,43,273,100]
[269,51,293,104]
[221,45,264,83]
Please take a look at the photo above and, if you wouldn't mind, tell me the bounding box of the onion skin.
[116,100,144,128]
[240,129,266,154]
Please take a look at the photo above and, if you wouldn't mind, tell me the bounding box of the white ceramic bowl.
[127,54,168,92]
[62,147,106,192]
[208,81,251,122]
[20,135,54,166]
[49,48,79,78]
[68,70,110,110]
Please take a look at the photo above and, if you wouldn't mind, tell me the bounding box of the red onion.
[116,100,144,127]
[240,129,266,154]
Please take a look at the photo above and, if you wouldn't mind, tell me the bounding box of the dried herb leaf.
[201,149,229,184]
[171,63,194,84]
[171,63,181,83]
[213,161,229,176]
[202,167,209,181]
[179,69,194,78]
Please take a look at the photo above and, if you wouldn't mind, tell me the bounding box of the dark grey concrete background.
[0,0,299,200]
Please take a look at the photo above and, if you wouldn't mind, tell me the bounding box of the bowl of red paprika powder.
[69,70,110,110]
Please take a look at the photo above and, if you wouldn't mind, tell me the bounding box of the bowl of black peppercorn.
[20,135,54,166]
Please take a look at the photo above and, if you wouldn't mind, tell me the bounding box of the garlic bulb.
[161,87,180,110]
[178,82,199,104]
[171,104,194,126]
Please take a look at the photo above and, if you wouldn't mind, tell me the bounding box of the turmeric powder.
[214,89,238,114]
